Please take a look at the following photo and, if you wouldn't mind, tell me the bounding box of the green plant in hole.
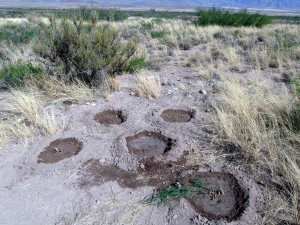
[0,59,44,87]
[146,178,208,205]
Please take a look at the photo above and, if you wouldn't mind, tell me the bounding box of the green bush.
[0,60,44,87]
[28,11,136,85]
[193,7,272,28]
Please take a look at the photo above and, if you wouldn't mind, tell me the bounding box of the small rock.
[206,109,211,112]
[199,89,207,94]
[91,103,96,106]
[173,87,178,90]
[130,191,133,194]
[86,102,91,105]
[130,92,136,96]
[173,215,178,219]
[167,90,173,95]
[99,158,105,164]
[167,81,173,86]
[140,163,145,169]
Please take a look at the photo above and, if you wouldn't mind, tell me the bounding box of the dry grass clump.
[37,78,94,104]
[0,88,64,146]
[187,50,224,79]
[212,74,300,224]
[5,90,62,134]
[0,122,31,147]
[133,70,161,99]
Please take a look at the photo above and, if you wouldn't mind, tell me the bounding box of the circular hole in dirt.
[180,172,244,222]
[94,110,126,125]
[160,109,194,122]
[37,138,83,164]
[126,131,175,158]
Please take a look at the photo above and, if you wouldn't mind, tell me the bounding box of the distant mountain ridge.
[3,0,300,11]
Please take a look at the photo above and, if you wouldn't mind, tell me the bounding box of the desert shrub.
[194,7,272,28]
[102,7,128,21]
[28,11,136,85]
[0,23,36,44]
[0,60,44,87]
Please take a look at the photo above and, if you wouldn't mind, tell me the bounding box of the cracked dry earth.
[0,64,269,225]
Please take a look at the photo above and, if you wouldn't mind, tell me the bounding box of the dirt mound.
[78,159,144,189]
[37,138,82,164]
[160,109,194,122]
[126,130,175,158]
[78,154,188,189]
[180,172,245,222]
[94,110,126,125]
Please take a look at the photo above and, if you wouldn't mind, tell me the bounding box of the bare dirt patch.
[126,130,175,158]
[37,137,83,164]
[94,110,126,125]
[160,109,195,122]
[180,172,245,222]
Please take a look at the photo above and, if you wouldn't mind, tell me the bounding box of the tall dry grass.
[212,74,300,224]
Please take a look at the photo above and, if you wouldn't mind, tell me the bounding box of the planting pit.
[180,172,245,222]
[94,110,126,125]
[126,131,175,158]
[160,109,194,122]
[37,138,83,164]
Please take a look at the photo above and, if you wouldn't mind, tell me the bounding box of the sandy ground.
[0,53,273,225]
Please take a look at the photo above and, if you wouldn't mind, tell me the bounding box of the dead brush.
[133,70,161,99]
[212,74,300,224]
